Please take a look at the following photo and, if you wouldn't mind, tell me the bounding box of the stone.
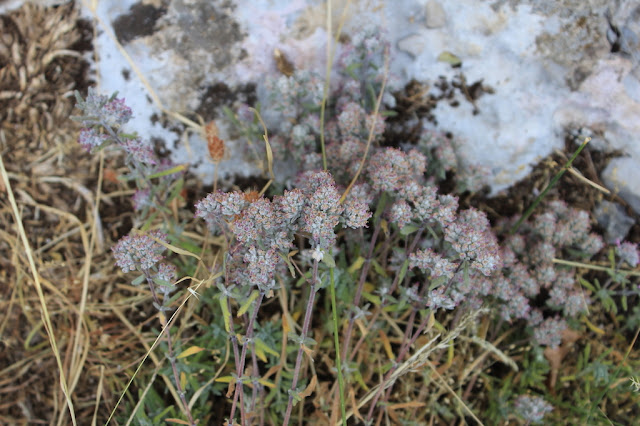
[593,200,635,243]
[397,33,427,58]
[602,157,640,215]
[425,1,446,29]
[73,0,640,196]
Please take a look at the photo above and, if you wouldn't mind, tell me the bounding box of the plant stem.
[229,291,265,425]
[283,259,320,426]
[340,222,381,361]
[329,267,347,426]
[145,273,195,426]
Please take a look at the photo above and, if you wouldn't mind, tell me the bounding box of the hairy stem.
[229,291,265,425]
[145,273,195,426]
[283,259,320,425]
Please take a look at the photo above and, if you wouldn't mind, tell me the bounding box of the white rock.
[425,0,446,29]
[397,33,427,58]
[602,157,640,215]
[79,0,640,196]
[555,56,640,159]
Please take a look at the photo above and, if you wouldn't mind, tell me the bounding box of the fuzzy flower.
[155,262,177,283]
[389,200,414,228]
[426,287,457,310]
[535,264,558,288]
[410,249,457,280]
[563,291,589,317]
[154,263,177,295]
[297,170,335,194]
[412,185,438,222]
[300,171,344,248]
[234,198,276,244]
[75,88,132,128]
[406,149,427,176]
[342,197,371,229]
[367,148,415,193]
[616,241,640,267]
[433,194,458,226]
[578,232,604,256]
[505,234,526,256]
[101,97,133,127]
[274,189,305,224]
[399,179,423,201]
[337,102,366,136]
[531,242,556,265]
[112,231,167,273]
[243,247,280,291]
[326,137,366,178]
[78,127,111,152]
[291,123,315,151]
[120,137,157,165]
[364,112,386,140]
[514,395,553,424]
[303,210,340,248]
[132,188,152,211]
[527,309,544,326]
[533,317,567,348]
[350,183,374,205]
[195,191,248,231]
[533,212,556,241]
[509,263,539,297]
[444,208,501,276]
[501,292,531,321]
[546,270,575,310]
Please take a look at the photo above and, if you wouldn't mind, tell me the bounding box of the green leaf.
[255,338,279,357]
[348,256,365,274]
[428,275,448,291]
[321,250,336,268]
[278,252,297,277]
[148,164,188,179]
[373,192,389,222]
[362,291,381,306]
[400,224,420,235]
[152,277,173,288]
[396,259,409,284]
[177,346,206,359]
[579,277,596,292]
[131,274,146,286]
[167,178,185,203]
[219,296,231,333]
[237,290,260,317]
[222,105,241,126]
[371,259,388,278]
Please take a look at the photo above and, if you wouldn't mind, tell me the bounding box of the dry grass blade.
[337,309,486,424]
[0,154,77,425]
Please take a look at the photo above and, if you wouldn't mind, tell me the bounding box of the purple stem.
[283,259,320,426]
[229,291,265,425]
[145,272,195,426]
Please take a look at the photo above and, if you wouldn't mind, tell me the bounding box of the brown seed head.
[205,121,225,162]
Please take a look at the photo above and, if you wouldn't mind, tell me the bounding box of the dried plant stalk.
[205,120,225,163]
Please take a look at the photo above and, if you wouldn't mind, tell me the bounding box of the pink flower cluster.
[75,88,132,128]
[112,230,167,273]
[74,88,156,165]
[444,208,502,276]
[195,171,370,290]
[616,241,639,267]
[513,394,553,423]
